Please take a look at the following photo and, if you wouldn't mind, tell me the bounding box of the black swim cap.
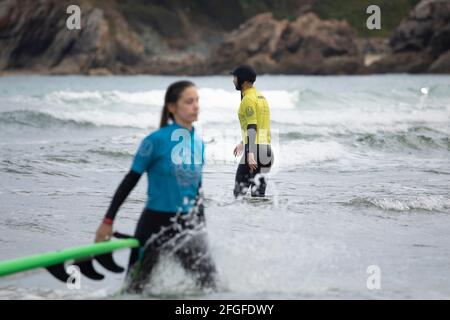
[230,65,257,83]
[230,65,257,90]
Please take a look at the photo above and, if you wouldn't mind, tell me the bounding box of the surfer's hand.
[248,152,258,172]
[234,142,243,157]
[95,223,113,242]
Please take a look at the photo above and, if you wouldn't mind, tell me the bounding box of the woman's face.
[169,86,199,124]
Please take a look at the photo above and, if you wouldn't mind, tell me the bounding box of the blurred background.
[0,0,449,76]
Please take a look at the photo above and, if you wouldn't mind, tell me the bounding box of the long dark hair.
[160,80,195,128]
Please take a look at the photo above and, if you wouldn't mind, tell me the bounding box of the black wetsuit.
[234,143,274,197]
[126,206,216,293]
[234,124,274,197]
[105,171,216,293]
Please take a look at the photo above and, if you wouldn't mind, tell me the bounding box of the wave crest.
[347,195,450,212]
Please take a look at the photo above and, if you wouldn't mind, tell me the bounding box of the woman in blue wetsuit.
[94,81,216,293]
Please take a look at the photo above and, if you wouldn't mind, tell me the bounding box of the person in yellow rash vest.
[231,65,274,198]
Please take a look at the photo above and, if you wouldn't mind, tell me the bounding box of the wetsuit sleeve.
[104,138,155,222]
[247,124,257,155]
[104,170,141,221]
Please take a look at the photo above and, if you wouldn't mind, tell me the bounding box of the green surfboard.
[0,238,139,278]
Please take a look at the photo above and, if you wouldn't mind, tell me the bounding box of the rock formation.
[370,0,450,73]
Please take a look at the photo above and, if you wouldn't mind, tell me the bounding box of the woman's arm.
[104,170,142,222]
[95,170,141,242]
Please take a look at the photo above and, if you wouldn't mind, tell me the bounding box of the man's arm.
[246,124,258,171]
[247,124,257,155]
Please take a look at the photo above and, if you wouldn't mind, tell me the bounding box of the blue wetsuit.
[103,122,216,293]
[105,122,204,219]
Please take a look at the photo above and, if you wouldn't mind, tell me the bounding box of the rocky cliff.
[0,0,144,74]
[369,0,450,73]
[0,0,448,75]
[209,12,362,74]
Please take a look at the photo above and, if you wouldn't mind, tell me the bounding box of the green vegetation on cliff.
[314,0,421,37]
[116,0,420,40]
[117,0,309,37]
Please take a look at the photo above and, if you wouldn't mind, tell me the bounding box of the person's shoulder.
[142,126,167,143]
[255,89,266,98]
[153,123,181,135]
[153,123,195,142]
[241,93,257,106]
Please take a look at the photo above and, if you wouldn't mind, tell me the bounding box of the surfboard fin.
[46,264,70,282]
[43,232,134,283]
[75,259,105,280]
[45,259,105,282]
[93,232,132,273]
[95,253,124,273]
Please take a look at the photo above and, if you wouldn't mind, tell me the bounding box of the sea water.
[0,74,449,299]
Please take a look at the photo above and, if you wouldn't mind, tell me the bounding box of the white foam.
[41,109,159,129]
[41,89,296,110]
[272,107,449,134]
[202,137,350,167]
[4,86,449,135]
[352,195,450,212]
[22,89,296,129]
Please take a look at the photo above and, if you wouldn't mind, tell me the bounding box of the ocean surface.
[0,74,449,299]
